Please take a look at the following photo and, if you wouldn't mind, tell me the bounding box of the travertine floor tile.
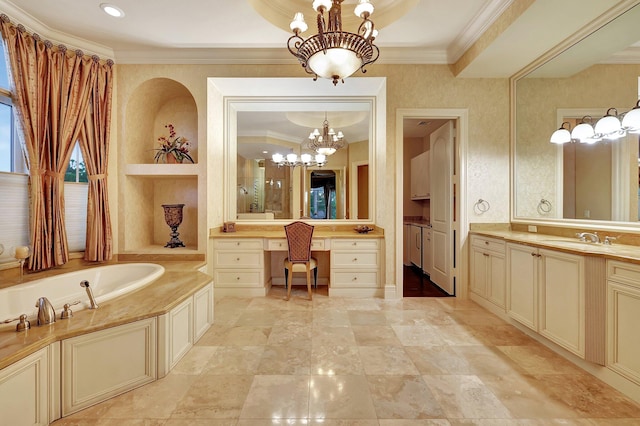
[423,374,512,419]
[308,375,377,419]
[367,375,446,419]
[50,292,640,425]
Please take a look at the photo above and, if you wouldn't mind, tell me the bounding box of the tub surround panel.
[0,264,211,371]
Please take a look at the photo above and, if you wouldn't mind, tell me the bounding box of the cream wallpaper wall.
[114,63,511,292]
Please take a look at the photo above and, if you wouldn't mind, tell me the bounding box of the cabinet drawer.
[331,251,378,268]
[214,239,263,250]
[214,251,263,268]
[607,260,640,288]
[266,238,326,251]
[332,271,379,287]
[471,235,505,254]
[267,239,288,251]
[214,270,263,287]
[331,239,380,250]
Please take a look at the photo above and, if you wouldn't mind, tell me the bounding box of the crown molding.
[0,0,114,59]
[447,0,515,63]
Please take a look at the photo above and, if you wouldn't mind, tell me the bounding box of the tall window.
[65,142,88,183]
[0,44,23,173]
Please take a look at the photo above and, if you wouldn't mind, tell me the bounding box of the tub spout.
[35,297,56,325]
[80,280,99,309]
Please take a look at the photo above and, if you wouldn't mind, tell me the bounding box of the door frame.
[395,108,469,299]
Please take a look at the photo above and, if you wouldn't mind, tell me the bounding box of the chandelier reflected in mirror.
[272,152,327,168]
[288,0,380,86]
[307,114,346,156]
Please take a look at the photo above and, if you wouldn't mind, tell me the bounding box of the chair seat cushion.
[284,257,318,271]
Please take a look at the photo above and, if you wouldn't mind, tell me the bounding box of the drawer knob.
[236,257,240,261]
[353,258,358,262]
[352,242,357,246]
[485,241,489,245]
[236,276,240,280]
[352,277,358,281]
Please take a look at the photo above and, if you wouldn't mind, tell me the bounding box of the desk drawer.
[214,270,263,287]
[331,239,379,250]
[266,238,326,251]
[214,251,263,268]
[214,239,263,250]
[331,251,378,268]
[267,239,288,251]
[331,271,378,288]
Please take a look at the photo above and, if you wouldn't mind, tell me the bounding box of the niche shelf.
[120,77,203,260]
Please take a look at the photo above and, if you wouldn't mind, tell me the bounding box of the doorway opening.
[396,109,468,299]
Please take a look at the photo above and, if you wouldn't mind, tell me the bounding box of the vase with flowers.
[153,123,194,164]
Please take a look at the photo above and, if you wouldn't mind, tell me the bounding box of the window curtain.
[0,16,114,270]
[79,61,113,261]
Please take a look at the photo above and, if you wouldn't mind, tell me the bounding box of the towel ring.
[474,199,490,214]
[538,198,552,214]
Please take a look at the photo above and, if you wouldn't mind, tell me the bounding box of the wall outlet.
[528,225,537,233]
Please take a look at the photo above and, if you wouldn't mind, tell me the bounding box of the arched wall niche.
[125,78,198,164]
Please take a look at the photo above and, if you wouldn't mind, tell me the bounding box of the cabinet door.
[607,280,640,385]
[409,225,422,268]
[0,347,49,426]
[194,283,214,342]
[487,254,506,308]
[539,249,585,357]
[410,152,430,199]
[507,243,538,330]
[470,247,488,297]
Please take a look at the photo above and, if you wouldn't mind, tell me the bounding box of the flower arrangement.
[154,124,194,163]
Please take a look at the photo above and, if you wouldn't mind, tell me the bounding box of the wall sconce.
[550,122,572,144]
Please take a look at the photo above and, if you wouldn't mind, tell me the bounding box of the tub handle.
[61,301,81,319]
[3,314,31,332]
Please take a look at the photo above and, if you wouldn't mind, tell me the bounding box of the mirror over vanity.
[232,101,373,221]
[513,2,640,226]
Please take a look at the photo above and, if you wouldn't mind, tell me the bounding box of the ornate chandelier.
[287,0,380,86]
[307,115,345,156]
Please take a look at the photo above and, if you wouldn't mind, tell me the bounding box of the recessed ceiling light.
[100,3,125,18]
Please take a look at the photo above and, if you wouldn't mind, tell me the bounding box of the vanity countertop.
[470,229,640,264]
[404,220,431,228]
[210,224,384,239]
[0,260,211,370]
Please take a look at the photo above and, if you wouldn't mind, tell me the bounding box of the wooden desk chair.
[283,221,318,301]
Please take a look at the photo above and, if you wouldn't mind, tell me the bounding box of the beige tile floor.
[53,286,640,425]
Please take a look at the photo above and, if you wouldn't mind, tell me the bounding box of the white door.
[430,121,454,295]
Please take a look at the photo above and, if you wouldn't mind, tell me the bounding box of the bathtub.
[0,263,165,326]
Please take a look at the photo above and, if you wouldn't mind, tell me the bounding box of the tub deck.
[0,260,211,370]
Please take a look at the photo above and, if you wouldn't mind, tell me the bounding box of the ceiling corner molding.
[0,0,115,59]
[447,0,515,63]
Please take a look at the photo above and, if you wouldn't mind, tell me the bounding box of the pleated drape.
[79,62,113,261]
[1,16,114,271]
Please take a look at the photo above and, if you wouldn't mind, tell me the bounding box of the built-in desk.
[209,225,384,297]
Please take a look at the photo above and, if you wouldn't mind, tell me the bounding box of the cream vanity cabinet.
[410,151,430,200]
[0,344,57,425]
[606,260,640,385]
[506,242,585,358]
[469,235,506,308]
[330,238,381,295]
[213,238,268,296]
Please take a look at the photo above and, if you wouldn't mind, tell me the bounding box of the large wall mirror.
[235,103,371,221]
[209,77,385,224]
[513,3,640,228]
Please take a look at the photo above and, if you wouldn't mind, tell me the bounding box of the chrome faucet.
[35,297,56,325]
[576,232,600,243]
[80,280,99,309]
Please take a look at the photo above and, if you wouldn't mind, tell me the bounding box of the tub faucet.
[35,297,56,325]
[80,280,99,309]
